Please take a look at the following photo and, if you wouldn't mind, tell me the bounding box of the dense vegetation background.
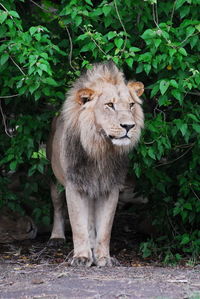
[0,0,199,263]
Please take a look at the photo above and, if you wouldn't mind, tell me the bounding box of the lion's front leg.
[65,182,93,267]
[94,189,119,267]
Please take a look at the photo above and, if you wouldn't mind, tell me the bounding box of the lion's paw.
[95,256,120,267]
[71,256,93,267]
[47,238,65,248]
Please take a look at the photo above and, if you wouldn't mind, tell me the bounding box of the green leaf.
[184,203,192,211]
[134,163,141,178]
[144,64,151,75]
[75,16,82,27]
[175,0,186,10]
[85,0,93,5]
[192,124,200,133]
[114,38,123,49]
[180,123,188,136]
[9,10,20,18]
[159,80,170,95]
[30,26,37,36]
[129,47,141,52]
[180,5,190,18]
[190,35,199,49]
[39,64,48,73]
[186,26,195,36]
[148,147,156,160]
[187,114,199,122]
[136,64,143,74]
[29,84,39,94]
[141,29,155,40]
[180,234,190,245]
[9,161,18,171]
[150,84,159,97]
[0,53,9,65]
[154,39,161,48]
[195,24,200,32]
[45,77,58,86]
[102,5,112,16]
[172,89,182,104]
[126,57,134,68]
[178,48,187,56]
[107,31,116,40]
[0,11,8,24]
[170,79,178,89]
[169,48,176,57]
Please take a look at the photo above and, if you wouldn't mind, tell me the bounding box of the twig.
[170,0,177,24]
[65,26,76,71]
[81,26,107,56]
[180,32,200,46]
[29,0,57,15]
[0,94,19,99]
[152,4,169,44]
[155,145,193,168]
[185,91,200,96]
[0,2,13,18]
[190,184,200,201]
[154,105,166,122]
[10,56,26,76]
[114,0,127,52]
[0,101,13,138]
[155,2,159,24]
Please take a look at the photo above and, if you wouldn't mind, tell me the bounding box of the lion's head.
[62,62,144,157]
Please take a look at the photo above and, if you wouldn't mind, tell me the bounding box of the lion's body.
[49,62,144,266]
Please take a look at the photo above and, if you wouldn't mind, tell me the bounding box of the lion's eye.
[130,102,135,109]
[106,102,114,109]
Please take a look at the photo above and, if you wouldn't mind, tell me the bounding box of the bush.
[0,0,199,261]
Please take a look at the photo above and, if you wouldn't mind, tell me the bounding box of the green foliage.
[0,0,199,261]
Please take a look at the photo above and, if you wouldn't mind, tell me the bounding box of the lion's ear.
[76,88,95,105]
[128,81,144,97]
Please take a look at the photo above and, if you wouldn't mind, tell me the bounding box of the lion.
[48,62,144,267]
[0,208,37,243]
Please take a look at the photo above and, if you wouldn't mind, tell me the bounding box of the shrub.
[0,0,199,261]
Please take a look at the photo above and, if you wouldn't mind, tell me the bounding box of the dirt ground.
[0,213,200,299]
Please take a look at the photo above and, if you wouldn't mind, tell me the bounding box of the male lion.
[48,62,144,267]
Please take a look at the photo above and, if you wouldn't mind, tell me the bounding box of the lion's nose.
[120,123,135,132]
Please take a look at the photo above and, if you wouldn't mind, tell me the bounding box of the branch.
[29,0,58,15]
[0,94,19,99]
[155,145,194,168]
[0,2,13,18]
[65,26,76,71]
[190,184,200,201]
[170,0,177,25]
[0,101,13,138]
[81,26,107,56]
[10,56,26,76]
[114,0,127,52]
[152,4,170,44]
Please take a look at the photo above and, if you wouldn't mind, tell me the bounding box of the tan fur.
[0,208,37,243]
[49,62,144,266]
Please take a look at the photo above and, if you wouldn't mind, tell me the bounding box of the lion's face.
[76,81,144,152]
[94,83,143,146]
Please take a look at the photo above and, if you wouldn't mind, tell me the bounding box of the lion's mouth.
[109,135,130,140]
[108,135,131,146]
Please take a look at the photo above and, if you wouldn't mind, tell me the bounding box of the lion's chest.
[65,138,128,198]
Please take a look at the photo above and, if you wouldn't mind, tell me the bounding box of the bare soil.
[0,213,200,299]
